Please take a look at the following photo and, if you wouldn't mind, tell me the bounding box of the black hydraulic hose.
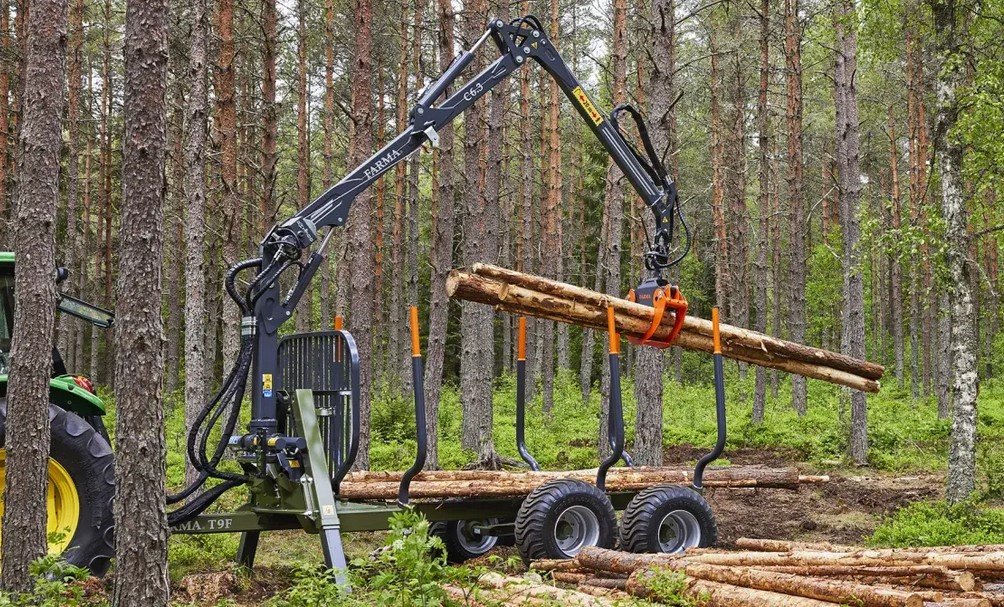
[693,307,726,491]
[167,479,244,527]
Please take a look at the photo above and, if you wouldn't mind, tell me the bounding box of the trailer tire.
[430,519,500,563]
[619,485,716,554]
[515,479,616,563]
[0,401,115,576]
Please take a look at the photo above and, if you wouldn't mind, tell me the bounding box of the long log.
[752,565,977,592]
[626,570,842,607]
[339,467,822,499]
[735,538,859,553]
[676,563,923,607]
[470,263,885,381]
[447,269,881,392]
[683,549,1004,572]
[476,573,620,606]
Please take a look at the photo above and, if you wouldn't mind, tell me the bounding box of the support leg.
[236,531,260,569]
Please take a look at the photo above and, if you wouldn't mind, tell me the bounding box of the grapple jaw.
[627,277,688,349]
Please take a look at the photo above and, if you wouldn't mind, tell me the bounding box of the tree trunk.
[887,105,905,385]
[929,0,977,504]
[752,0,771,424]
[346,0,375,469]
[784,0,808,415]
[260,0,277,238]
[294,0,312,333]
[422,0,456,470]
[833,0,868,465]
[389,0,410,383]
[113,0,170,604]
[0,0,66,590]
[215,0,239,371]
[0,0,9,250]
[459,0,498,462]
[164,55,184,396]
[183,0,209,487]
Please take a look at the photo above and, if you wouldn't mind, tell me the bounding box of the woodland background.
[0,0,999,497]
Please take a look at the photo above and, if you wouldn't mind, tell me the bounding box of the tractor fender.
[0,374,106,417]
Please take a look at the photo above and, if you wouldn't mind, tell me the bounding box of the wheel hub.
[553,505,600,557]
[0,450,80,555]
[657,509,702,553]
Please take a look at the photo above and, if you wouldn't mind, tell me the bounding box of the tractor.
[0,252,116,575]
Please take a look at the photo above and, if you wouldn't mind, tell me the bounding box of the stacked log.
[525,540,1004,606]
[446,264,884,392]
[337,466,829,500]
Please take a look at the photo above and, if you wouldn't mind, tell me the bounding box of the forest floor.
[162,445,946,606]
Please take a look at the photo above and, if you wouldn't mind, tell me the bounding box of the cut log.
[476,572,620,606]
[626,570,842,607]
[471,263,886,381]
[339,466,820,499]
[676,562,924,607]
[752,565,977,592]
[683,549,1004,572]
[551,572,588,584]
[530,558,578,573]
[575,584,630,599]
[575,547,679,575]
[447,268,882,392]
[735,538,859,553]
[579,577,628,589]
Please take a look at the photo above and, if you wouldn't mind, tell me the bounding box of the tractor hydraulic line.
[398,306,426,504]
[515,316,540,471]
[693,307,727,492]
[597,306,625,491]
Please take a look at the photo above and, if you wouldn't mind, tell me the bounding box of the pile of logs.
[446,264,884,392]
[338,466,829,500]
[516,539,1004,606]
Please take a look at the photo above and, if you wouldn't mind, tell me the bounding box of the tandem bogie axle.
[169,14,721,585]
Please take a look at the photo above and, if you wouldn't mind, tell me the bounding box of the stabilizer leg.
[236,531,260,569]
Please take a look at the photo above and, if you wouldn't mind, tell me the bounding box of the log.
[575,584,630,599]
[626,570,842,607]
[576,547,679,575]
[683,549,1004,572]
[579,577,628,590]
[752,565,977,592]
[735,538,859,553]
[530,558,578,573]
[447,269,881,392]
[472,263,886,380]
[339,466,819,499]
[476,573,619,606]
[551,572,588,584]
[676,562,924,607]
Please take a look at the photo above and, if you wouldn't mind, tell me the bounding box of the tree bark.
[215,0,239,371]
[929,0,978,504]
[887,104,905,385]
[458,0,498,462]
[784,0,808,415]
[0,0,9,250]
[0,0,66,590]
[422,0,456,470]
[260,0,277,238]
[833,0,868,466]
[346,0,375,469]
[184,0,209,487]
[752,0,771,423]
[113,0,170,604]
[294,0,312,333]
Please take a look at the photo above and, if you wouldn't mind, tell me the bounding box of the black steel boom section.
[245,14,688,442]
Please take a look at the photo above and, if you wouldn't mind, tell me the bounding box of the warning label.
[573,86,604,125]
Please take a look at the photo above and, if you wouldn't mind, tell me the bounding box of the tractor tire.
[430,519,500,563]
[514,479,616,563]
[0,401,115,576]
[619,485,717,554]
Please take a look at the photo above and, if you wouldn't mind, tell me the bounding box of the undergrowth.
[869,500,1004,547]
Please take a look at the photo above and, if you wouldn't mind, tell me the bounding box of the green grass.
[869,500,1004,547]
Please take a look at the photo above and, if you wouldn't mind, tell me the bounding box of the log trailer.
[0,15,739,580]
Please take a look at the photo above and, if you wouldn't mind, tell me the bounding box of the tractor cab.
[0,253,113,376]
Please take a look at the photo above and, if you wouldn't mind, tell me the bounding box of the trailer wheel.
[619,485,717,554]
[0,402,115,575]
[515,479,616,562]
[430,519,500,563]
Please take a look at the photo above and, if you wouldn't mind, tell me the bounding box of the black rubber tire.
[0,401,116,576]
[430,519,501,563]
[619,485,717,554]
[514,479,616,563]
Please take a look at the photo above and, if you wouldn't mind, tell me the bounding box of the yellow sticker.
[262,373,273,394]
[573,86,604,126]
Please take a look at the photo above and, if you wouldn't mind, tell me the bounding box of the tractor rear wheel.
[0,402,115,575]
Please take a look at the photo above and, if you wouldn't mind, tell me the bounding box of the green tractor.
[0,252,116,575]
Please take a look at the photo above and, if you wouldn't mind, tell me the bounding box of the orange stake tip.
[409,306,421,357]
